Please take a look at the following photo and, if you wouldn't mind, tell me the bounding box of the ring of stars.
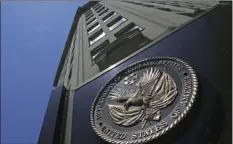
[123,73,138,85]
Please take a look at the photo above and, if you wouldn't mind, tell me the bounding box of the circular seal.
[90,57,198,144]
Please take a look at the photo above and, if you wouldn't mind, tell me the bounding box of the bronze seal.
[90,57,198,144]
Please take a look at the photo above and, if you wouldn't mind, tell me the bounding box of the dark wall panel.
[38,86,67,144]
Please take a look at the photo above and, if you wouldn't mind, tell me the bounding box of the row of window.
[87,22,100,34]
[89,29,106,45]
[123,1,207,10]
[85,3,143,58]
[67,53,74,88]
[88,14,127,35]
[93,3,102,11]
[123,1,204,17]
[86,12,94,22]
[58,69,66,85]
[85,10,93,18]
[88,15,127,46]
[86,3,131,46]
[86,3,114,28]
[61,3,145,86]
[88,14,142,46]
[85,3,105,24]
[124,1,155,8]
[90,22,142,63]
[68,67,72,81]
[108,16,127,31]
[86,10,117,30]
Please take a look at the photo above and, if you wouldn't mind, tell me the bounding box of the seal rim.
[90,57,198,144]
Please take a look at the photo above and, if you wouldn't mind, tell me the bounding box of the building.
[53,0,219,90]
[39,1,232,144]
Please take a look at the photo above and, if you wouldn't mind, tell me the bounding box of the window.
[125,1,154,7]
[156,8,172,11]
[94,4,102,10]
[86,12,93,18]
[85,10,92,15]
[64,56,69,65]
[156,1,166,4]
[180,4,195,9]
[132,2,141,5]
[87,18,98,27]
[68,67,72,80]
[91,40,110,62]
[142,4,154,7]
[114,23,142,38]
[70,54,74,64]
[96,6,105,13]
[167,2,181,7]
[85,10,92,17]
[86,13,94,21]
[179,12,195,17]
[103,11,117,22]
[107,16,127,31]
[147,1,156,3]
[87,22,100,34]
[59,69,65,84]
[99,8,110,17]
[89,29,106,45]
[130,25,142,31]
[93,4,101,10]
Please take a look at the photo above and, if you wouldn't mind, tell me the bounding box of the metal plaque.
[90,57,198,144]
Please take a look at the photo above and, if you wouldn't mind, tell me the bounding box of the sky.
[1,1,86,143]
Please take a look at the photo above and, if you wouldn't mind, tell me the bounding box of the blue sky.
[1,1,86,143]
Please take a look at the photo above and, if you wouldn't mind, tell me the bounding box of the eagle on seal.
[108,68,178,128]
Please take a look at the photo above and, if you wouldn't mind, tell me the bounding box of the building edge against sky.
[52,0,220,90]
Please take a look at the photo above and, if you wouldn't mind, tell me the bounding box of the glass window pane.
[108,16,127,31]
[94,4,101,10]
[96,5,105,13]
[86,14,94,21]
[89,30,106,45]
[99,8,110,17]
[87,23,100,34]
[103,12,117,23]
[130,25,142,31]
[114,23,142,38]
[85,10,93,17]
[87,18,98,27]
[91,40,110,61]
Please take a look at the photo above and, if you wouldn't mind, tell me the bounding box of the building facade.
[53,1,219,90]
[39,1,232,144]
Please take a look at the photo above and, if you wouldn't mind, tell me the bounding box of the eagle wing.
[108,104,144,126]
[107,68,177,127]
[108,88,135,101]
[136,68,161,99]
[108,89,143,126]
[150,70,178,109]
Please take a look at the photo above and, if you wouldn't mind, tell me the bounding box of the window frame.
[99,8,110,17]
[102,11,117,23]
[114,23,143,38]
[93,3,101,10]
[86,18,98,27]
[86,14,94,21]
[89,29,106,46]
[90,40,110,64]
[96,5,105,13]
[87,22,100,34]
[107,16,127,31]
